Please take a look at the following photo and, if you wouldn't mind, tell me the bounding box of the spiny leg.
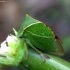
[26,39,46,62]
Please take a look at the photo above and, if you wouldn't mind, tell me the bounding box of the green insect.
[17,14,64,61]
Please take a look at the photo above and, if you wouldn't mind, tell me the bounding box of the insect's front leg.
[18,36,29,61]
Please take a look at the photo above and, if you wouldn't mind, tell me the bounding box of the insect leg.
[24,42,29,61]
[26,39,46,62]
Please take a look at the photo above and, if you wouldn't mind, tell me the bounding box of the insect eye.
[19,36,23,38]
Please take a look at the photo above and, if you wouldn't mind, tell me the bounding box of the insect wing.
[22,23,58,53]
[54,39,64,56]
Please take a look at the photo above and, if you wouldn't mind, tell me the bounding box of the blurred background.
[0,0,70,70]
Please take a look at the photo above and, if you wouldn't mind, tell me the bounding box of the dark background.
[0,0,70,70]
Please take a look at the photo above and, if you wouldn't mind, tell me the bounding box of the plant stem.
[0,35,70,70]
[18,48,70,70]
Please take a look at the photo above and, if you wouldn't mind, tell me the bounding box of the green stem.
[0,35,70,70]
[18,49,70,70]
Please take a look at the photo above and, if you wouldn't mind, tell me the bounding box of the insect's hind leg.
[26,39,46,62]
[23,42,29,61]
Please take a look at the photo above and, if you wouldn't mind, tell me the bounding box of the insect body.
[17,14,64,56]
